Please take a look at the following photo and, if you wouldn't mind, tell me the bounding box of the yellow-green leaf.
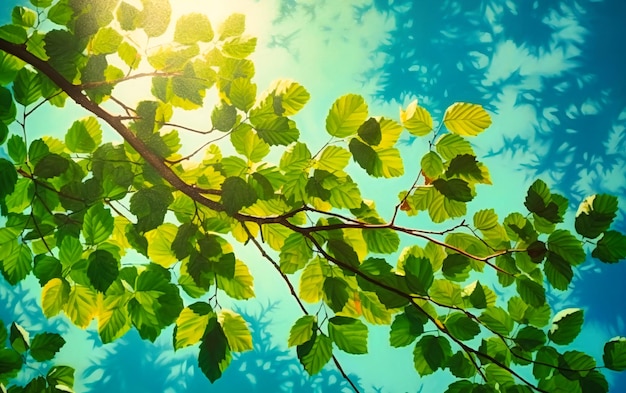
[174,305,212,350]
[326,94,368,138]
[145,223,178,268]
[443,102,491,136]
[299,258,325,303]
[401,100,433,136]
[41,278,70,318]
[219,309,252,352]
[288,315,316,347]
[216,259,254,299]
[64,285,97,328]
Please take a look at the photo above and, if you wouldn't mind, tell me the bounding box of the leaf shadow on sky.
[80,302,364,393]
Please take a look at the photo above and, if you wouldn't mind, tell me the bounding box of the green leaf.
[0,87,17,125]
[298,333,333,375]
[404,256,434,295]
[359,291,392,324]
[13,68,41,106]
[362,227,400,254]
[0,25,27,44]
[445,312,480,341]
[91,27,123,55]
[413,335,452,376]
[524,179,562,223]
[349,137,378,175]
[479,307,514,336]
[198,317,231,383]
[328,316,368,354]
[326,94,368,137]
[87,250,119,293]
[279,233,312,274]
[65,116,102,153]
[9,322,29,354]
[29,333,65,362]
[389,312,424,348]
[357,117,382,146]
[0,158,17,199]
[12,6,37,27]
[548,308,584,346]
[211,102,237,131]
[580,370,609,393]
[0,348,22,378]
[401,100,433,136]
[83,203,114,245]
[1,243,32,285]
[299,259,324,303]
[129,185,173,232]
[442,254,471,282]
[220,176,258,215]
[429,279,463,307]
[468,281,488,309]
[443,102,491,136]
[446,154,483,180]
[420,151,444,179]
[271,80,310,116]
[219,309,252,352]
[33,255,62,286]
[559,350,595,379]
[547,229,585,266]
[253,115,299,146]
[544,252,573,290]
[173,303,212,350]
[145,223,178,268]
[46,365,75,390]
[592,230,626,263]
[534,346,559,380]
[323,277,349,312]
[516,276,545,308]
[64,284,97,328]
[33,153,68,178]
[603,336,626,371]
[575,194,618,239]
[435,134,474,160]
[229,78,256,112]
[174,13,213,45]
[30,0,53,7]
[515,326,546,352]
[447,351,476,378]
[432,178,473,202]
[288,315,316,347]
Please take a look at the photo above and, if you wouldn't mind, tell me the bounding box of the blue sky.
[1,0,626,391]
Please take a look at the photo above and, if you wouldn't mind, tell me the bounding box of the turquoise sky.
[1,1,625,392]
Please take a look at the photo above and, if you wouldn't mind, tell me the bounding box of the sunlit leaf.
[298,333,332,375]
[174,13,213,45]
[326,94,368,137]
[443,102,491,136]
[219,309,252,352]
[401,100,433,136]
[83,203,114,246]
[288,315,316,347]
[41,278,70,318]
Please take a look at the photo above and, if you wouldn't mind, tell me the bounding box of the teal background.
[1,1,625,391]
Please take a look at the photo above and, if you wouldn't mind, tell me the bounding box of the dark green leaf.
[526,240,547,263]
[83,203,114,245]
[0,348,22,379]
[357,117,382,146]
[432,178,473,202]
[592,230,626,263]
[468,281,487,309]
[129,185,173,232]
[359,257,393,276]
[446,154,482,180]
[524,179,561,223]
[13,68,41,106]
[516,276,545,308]
[46,365,75,390]
[447,352,476,378]
[297,333,333,375]
[0,87,17,125]
[442,254,471,281]
[29,332,65,362]
[580,370,608,393]
[548,308,584,346]
[33,153,68,178]
[198,317,231,383]
[9,322,28,354]
[575,194,618,239]
[413,335,452,376]
[0,158,17,199]
[603,337,626,371]
[515,326,546,352]
[544,252,573,290]
[220,176,257,215]
[445,313,480,341]
[404,256,433,295]
[349,137,378,176]
[33,255,62,286]
[533,346,559,380]
[87,250,119,293]
[327,239,359,270]
[323,277,349,313]
[389,312,424,348]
